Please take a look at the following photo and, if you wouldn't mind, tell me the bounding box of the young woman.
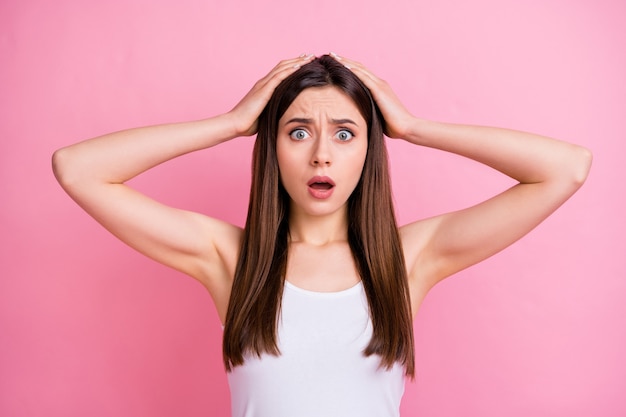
[52,54,592,416]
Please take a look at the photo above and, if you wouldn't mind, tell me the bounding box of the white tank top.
[227,281,405,417]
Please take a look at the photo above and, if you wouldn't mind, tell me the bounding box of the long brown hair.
[223,55,415,377]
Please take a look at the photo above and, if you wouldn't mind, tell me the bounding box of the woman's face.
[276,85,368,219]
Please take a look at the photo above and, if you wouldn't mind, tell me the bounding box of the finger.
[261,54,315,83]
[329,52,380,85]
[329,52,364,70]
[240,54,315,116]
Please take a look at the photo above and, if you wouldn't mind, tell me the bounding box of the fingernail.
[330,51,341,59]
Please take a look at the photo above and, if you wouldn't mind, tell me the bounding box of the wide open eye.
[335,129,354,142]
[289,129,310,141]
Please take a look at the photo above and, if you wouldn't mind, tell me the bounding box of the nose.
[311,136,332,166]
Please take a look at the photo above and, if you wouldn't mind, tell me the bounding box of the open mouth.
[307,176,335,189]
[307,176,335,199]
[309,181,334,191]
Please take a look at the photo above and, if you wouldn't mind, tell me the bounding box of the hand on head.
[229,52,415,141]
[228,54,315,137]
[329,52,414,139]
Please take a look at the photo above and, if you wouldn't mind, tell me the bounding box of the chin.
[299,201,348,218]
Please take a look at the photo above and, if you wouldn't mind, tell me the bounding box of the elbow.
[569,145,593,188]
[51,148,65,185]
[51,147,68,186]
[51,146,80,190]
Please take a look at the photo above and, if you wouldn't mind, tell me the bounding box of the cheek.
[276,147,291,178]
[276,140,289,176]
[276,148,300,191]
[350,144,368,174]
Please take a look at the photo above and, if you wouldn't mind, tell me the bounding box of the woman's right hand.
[227,54,314,137]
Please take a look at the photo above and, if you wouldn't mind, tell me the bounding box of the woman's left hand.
[330,53,415,139]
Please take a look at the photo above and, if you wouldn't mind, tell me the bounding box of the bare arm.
[398,120,591,288]
[52,55,314,319]
[52,116,243,288]
[332,54,592,300]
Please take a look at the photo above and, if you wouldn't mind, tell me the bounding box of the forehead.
[280,86,365,124]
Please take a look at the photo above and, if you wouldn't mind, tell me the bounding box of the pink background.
[1,0,624,416]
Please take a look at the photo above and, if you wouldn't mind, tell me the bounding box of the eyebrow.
[283,117,359,126]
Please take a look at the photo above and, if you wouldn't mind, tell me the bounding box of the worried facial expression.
[276,86,368,218]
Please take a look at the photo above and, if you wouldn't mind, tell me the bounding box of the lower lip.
[308,186,334,199]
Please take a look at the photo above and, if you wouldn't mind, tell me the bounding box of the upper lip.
[307,176,335,187]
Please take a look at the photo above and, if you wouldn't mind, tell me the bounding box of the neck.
[288,207,349,245]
